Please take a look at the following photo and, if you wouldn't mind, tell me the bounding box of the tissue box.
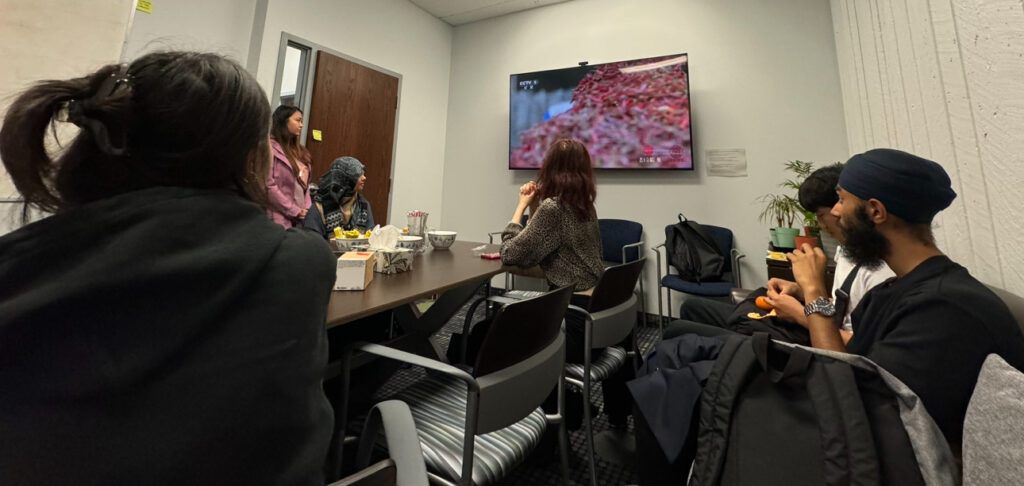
[374,248,415,274]
[335,251,375,290]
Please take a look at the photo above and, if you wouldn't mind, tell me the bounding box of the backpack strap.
[690,334,756,484]
[833,264,862,327]
[806,352,880,485]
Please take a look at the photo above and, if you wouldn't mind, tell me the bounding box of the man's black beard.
[840,205,889,269]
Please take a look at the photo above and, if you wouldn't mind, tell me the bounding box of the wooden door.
[306,51,399,225]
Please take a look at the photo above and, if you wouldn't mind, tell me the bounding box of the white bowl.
[397,235,423,249]
[427,230,457,250]
[329,237,369,253]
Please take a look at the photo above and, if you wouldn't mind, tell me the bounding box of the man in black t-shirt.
[770,148,1024,455]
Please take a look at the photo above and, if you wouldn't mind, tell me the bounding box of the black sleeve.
[302,203,328,239]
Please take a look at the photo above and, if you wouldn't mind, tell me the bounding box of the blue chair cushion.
[661,273,734,297]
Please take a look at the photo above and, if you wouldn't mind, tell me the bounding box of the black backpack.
[667,214,725,282]
[689,333,932,486]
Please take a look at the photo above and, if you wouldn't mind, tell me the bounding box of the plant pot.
[773,227,801,249]
[793,235,819,250]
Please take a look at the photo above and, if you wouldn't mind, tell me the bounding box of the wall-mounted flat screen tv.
[509,53,691,170]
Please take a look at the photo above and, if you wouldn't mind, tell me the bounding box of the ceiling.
[408,0,572,26]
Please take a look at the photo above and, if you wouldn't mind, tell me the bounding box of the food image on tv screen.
[509,53,691,170]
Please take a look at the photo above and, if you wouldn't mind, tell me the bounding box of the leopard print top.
[500,198,604,291]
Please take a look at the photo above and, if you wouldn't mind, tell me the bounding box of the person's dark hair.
[0,51,271,215]
[270,105,310,189]
[536,138,597,221]
[798,163,843,213]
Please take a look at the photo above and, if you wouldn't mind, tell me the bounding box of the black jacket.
[0,187,336,485]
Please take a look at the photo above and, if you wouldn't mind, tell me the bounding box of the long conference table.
[326,240,507,360]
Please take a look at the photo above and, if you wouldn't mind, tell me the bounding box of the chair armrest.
[344,342,477,390]
[730,288,754,305]
[332,342,481,480]
[651,244,668,282]
[621,240,644,263]
[352,400,429,486]
[730,248,746,288]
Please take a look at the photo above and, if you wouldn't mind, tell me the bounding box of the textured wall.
[830,0,1024,294]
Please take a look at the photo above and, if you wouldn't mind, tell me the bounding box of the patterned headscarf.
[315,156,365,214]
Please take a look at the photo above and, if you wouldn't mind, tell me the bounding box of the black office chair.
[467,260,646,486]
[598,218,646,322]
[564,258,646,486]
[654,224,745,324]
[338,287,574,486]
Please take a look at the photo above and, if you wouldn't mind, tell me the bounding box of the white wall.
[252,0,454,225]
[0,0,134,234]
[441,0,850,315]
[830,0,1024,295]
[122,0,257,64]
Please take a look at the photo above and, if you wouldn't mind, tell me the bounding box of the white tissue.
[367,224,401,250]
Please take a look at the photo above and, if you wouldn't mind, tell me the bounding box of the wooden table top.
[326,240,505,328]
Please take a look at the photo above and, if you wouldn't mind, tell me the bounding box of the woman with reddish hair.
[495,139,634,430]
[500,138,604,290]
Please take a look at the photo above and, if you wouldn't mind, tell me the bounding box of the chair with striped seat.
[337,286,574,486]
[563,258,645,486]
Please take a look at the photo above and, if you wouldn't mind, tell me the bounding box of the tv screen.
[509,53,692,170]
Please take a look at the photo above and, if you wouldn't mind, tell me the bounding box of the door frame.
[271,32,403,225]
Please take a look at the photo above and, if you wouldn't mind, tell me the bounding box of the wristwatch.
[803,296,836,317]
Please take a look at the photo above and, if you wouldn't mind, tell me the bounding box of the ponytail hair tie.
[62,64,133,156]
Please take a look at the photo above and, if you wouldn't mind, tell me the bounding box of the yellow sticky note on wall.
[311,129,322,141]
[137,0,154,13]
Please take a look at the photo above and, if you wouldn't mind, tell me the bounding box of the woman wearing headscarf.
[304,156,374,237]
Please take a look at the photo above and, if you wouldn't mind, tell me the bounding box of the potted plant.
[759,160,816,249]
[758,193,801,248]
[779,161,817,234]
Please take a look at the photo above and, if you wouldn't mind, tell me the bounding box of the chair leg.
[667,290,673,321]
[557,376,571,486]
[638,277,646,327]
[582,369,598,486]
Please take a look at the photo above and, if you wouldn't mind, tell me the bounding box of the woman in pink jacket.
[266,105,312,228]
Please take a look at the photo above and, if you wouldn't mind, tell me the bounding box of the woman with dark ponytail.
[266,105,312,228]
[0,52,335,485]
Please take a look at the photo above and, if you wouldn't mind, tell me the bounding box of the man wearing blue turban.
[772,148,1024,457]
